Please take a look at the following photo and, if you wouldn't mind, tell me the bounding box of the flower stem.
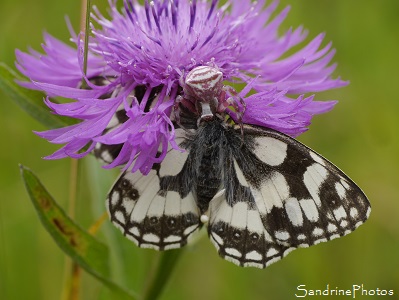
[143,249,184,300]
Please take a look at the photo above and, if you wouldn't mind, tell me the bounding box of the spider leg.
[217,86,246,137]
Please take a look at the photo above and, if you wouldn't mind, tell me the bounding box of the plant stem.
[68,159,79,217]
[60,263,81,300]
[61,159,81,300]
[88,212,108,235]
[143,249,184,300]
[82,0,91,76]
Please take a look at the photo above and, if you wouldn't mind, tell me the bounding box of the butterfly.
[100,66,371,268]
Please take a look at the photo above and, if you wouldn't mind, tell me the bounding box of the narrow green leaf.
[0,63,75,128]
[20,165,138,300]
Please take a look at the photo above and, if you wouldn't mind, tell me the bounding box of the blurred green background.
[1,0,398,299]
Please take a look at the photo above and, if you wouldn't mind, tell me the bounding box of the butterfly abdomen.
[189,120,225,213]
[196,154,222,213]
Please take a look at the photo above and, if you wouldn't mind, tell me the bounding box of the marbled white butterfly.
[102,66,370,268]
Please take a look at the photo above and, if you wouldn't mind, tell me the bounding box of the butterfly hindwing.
[208,192,292,268]
[208,124,370,268]
[107,128,201,250]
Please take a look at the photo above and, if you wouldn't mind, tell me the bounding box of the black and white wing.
[94,109,127,164]
[107,128,201,250]
[208,125,370,268]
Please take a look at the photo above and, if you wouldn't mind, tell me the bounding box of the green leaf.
[20,165,138,300]
[0,63,75,128]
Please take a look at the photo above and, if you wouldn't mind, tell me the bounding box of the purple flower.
[16,0,347,174]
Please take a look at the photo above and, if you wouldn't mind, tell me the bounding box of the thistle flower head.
[16,0,347,174]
